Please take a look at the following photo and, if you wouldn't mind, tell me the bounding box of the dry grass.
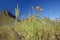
[0,12,60,40]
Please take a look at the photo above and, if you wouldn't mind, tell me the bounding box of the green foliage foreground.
[0,13,60,40]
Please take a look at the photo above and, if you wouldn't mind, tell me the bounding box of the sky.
[0,0,60,20]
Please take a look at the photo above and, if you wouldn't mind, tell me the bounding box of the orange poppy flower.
[39,8,43,12]
[31,16,34,21]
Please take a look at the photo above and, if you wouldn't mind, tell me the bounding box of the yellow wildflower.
[36,6,40,10]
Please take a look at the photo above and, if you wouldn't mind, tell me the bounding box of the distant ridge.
[0,10,16,24]
[4,10,16,19]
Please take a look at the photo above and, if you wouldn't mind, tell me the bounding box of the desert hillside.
[0,10,60,40]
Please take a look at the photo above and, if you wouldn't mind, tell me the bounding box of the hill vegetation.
[0,10,60,40]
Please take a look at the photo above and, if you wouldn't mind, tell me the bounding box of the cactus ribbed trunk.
[15,4,20,19]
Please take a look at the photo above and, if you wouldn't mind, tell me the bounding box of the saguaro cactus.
[15,4,20,19]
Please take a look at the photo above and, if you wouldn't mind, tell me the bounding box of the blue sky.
[0,0,60,20]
